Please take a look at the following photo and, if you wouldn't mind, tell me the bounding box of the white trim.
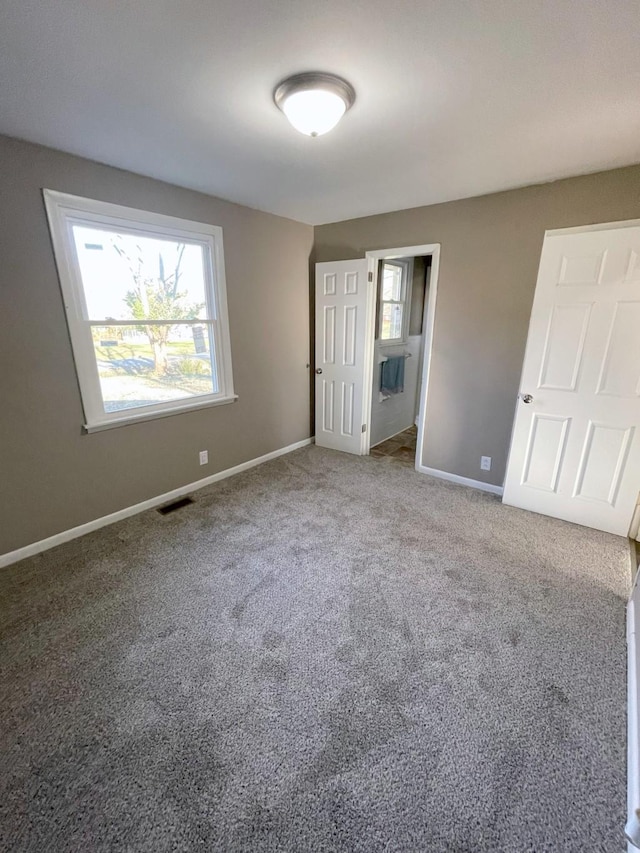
[363,244,440,469]
[42,189,235,431]
[84,394,238,432]
[416,464,504,495]
[415,249,439,475]
[366,243,443,260]
[629,500,640,541]
[0,438,313,569]
[360,262,378,454]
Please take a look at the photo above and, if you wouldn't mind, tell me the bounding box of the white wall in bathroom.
[370,335,422,447]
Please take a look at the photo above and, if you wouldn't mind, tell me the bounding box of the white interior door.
[503,221,640,536]
[315,259,370,453]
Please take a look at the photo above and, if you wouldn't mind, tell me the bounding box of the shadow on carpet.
[0,446,631,852]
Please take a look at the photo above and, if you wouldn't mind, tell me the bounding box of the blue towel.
[380,356,405,395]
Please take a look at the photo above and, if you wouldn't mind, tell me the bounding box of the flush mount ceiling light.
[273,72,356,137]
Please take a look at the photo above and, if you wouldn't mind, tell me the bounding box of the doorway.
[368,254,431,467]
[363,244,439,471]
[313,243,439,462]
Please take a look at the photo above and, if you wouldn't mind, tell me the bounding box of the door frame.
[363,243,440,469]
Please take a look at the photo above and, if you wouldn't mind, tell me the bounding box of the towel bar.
[379,353,412,363]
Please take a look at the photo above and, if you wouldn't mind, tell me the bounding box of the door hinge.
[368,271,373,282]
[362,424,367,433]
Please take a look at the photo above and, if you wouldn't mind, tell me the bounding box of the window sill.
[83,394,238,433]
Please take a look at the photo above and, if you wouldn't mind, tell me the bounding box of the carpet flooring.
[0,445,631,852]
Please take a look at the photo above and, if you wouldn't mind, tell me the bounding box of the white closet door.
[504,222,640,535]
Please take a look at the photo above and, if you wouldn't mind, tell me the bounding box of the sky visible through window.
[381,263,404,341]
[72,226,208,320]
[71,225,216,413]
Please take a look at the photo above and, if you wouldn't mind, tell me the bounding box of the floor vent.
[157,496,195,515]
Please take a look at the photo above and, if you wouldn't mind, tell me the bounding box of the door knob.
[521,393,533,404]
[315,368,323,374]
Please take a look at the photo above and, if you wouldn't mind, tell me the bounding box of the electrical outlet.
[199,450,208,466]
[480,456,492,471]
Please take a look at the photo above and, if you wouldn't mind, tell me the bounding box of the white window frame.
[378,258,413,346]
[43,189,236,432]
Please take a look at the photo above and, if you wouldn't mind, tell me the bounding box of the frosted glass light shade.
[282,89,346,137]
[274,72,355,137]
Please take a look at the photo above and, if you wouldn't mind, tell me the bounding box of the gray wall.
[408,256,427,337]
[0,135,313,555]
[315,165,640,487]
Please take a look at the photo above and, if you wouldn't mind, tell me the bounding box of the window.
[378,259,412,344]
[44,190,235,432]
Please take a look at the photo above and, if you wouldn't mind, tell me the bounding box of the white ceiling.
[1,0,639,225]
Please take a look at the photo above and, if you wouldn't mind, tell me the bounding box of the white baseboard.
[416,464,504,496]
[0,437,314,570]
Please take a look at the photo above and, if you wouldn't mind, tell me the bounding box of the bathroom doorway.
[313,242,439,463]
[363,244,439,470]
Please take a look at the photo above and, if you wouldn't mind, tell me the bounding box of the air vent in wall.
[157,496,195,515]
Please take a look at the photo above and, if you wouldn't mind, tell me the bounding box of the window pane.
[381,264,402,301]
[381,303,403,340]
[92,323,217,413]
[73,226,209,321]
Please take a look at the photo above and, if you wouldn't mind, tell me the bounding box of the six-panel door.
[503,223,640,535]
[315,260,369,454]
